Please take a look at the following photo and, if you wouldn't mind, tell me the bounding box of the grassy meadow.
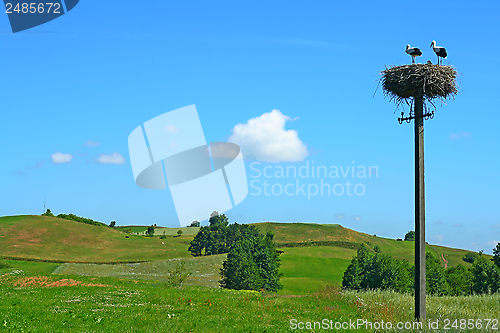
[1,215,499,332]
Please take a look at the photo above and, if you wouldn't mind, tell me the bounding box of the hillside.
[1,215,487,268]
[252,222,483,267]
[0,215,191,263]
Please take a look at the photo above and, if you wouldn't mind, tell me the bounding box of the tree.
[146,225,155,236]
[472,254,500,294]
[109,221,116,228]
[404,231,415,241]
[177,229,183,237]
[426,252,449,296]
[462,252,477,264]
[342,244,372,290]
[188,213,260,256]
[445,264,473,296]
[42,209,54,217]
[220,231,282,292]
[493,243,500,269]
[190,220,200,227]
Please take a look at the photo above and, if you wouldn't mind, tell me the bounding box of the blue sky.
[1,0,499,254]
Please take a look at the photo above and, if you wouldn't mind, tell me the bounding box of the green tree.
[471,253,500,294]
[445,264,473,296]
[177,229,183,237]
[342,256,363,290]
[342,245,413,293]
[188,213,260,256]
[220,231,282,292]
[493,243,500,269]
[41,209,54,217]
[404,231,415,241]
[342,244,372,290]
[109,221,116,228]
[462,252,477,264]
[146,225,155,236]
[190,220,200,227]
[426,252,449,296]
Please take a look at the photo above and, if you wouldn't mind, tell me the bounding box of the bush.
[404,231,415,241]
[493,243,500,269]
[445,264,473,296]
[41,209,54,217]
[165,260,192,288]
[220,231,282,292]
[342,244,412,293]
[188,213,260,256]
[463,252,477,264]
[176,230,183,237]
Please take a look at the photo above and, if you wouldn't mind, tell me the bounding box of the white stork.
[430,40,447,65]
[405,44,422,64]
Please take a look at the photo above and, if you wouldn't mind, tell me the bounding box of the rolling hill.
[1,214,492,295]
[0,215,192,263]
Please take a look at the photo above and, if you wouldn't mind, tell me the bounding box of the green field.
[1,215,498,331]
[116,225,201,236]
[1,262,498,332]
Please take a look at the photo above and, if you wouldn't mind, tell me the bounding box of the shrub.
[404,231,415,241]
[220,231,282,292]
[165,261,192,288]
[463,252,477,264]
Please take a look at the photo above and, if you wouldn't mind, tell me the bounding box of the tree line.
[42,209,109,228]
[188,212,282,292]
[343,243,500,296]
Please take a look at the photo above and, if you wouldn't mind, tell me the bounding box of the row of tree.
[342,244,500,296]
[188,212,282,292]
[42,209,109,227]
[188,213,261,256]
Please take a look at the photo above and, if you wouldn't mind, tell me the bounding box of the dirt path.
[441,254,448,269]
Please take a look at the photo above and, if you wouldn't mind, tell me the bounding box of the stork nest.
[381,64,458,104]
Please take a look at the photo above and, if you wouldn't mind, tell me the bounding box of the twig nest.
[381,64,458,102]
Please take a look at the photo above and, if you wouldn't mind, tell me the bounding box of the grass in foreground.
[1,263,499,333]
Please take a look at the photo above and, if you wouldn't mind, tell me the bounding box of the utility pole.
[398,97,433,321]
[383,61,457,322]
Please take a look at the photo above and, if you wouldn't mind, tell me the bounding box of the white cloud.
[84,140,100,147]
[51,152,73,164]
[98,152,126,165]
[228,109,308,163]
[449,131,472,140]
[164,124,179,133]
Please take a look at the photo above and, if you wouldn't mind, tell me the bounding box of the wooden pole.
[414,95,426,321]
